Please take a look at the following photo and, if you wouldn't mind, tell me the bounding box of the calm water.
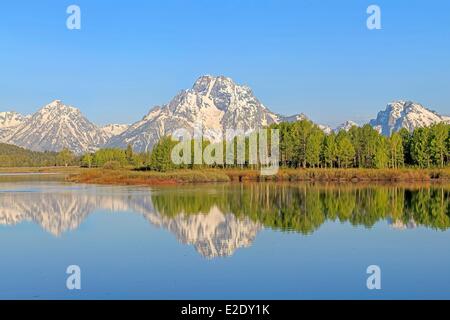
[1,176,450,299]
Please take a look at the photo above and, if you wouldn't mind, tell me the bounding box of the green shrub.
[103,160,122,170]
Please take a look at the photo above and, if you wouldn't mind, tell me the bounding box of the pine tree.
[411,127,431,168]
[360,125,379,168]
[398,128,412,166]
[429,123,448,167]
[388,132,404,168]
[374,136,389,168]
[149,136,177,172]
[125,144,134,165]
[349,126,363,168]
[81,153,93,168]
[336,131,355,168]
[57,148,74,167]
[322,133,337,168]
[305,127,324,168]
[291,120,314,168]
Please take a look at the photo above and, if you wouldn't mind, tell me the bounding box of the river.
[0,176,449,299]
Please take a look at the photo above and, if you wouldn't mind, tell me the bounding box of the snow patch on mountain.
[4,100,109,154]
[0,112,30,143]
[279,113,307,123]
[318,124,332,134]
[370,101,448,136]
[101,124,130,139]
[0,111,28,129]
[107,75,303,152]
[3,82,448,154]
[334,120,359,133]
[442,115,450,124]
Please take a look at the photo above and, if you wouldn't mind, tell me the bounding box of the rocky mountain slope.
[107,75,305,152]
[3,100,109,154]
[369,100,449,136]
[0,111,29,142]
[334,120,359,133]
[101,124,130,139]
[0,111,28,129]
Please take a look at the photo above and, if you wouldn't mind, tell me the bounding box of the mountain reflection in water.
[0,182,449,259]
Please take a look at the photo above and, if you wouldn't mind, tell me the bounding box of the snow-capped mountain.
[0,111,28,129]
[2,81,449,154]
[4,100,109,154]
[370,101,448,136]
[101,124,130,139]
[277,113,307,123]
[107,75,301,152]
[318,124,332,134]
[334,120,359,133]
[283,113,335,133]
[0,111,30,142]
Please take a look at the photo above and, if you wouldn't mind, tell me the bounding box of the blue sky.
[0,0,449,126]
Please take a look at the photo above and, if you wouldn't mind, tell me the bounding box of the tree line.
[272,121,450,169]
[1,120,448,170]
[145,120,450,171]
[152,184,450,234]
[0,143,67,167]
[80,145,150,169]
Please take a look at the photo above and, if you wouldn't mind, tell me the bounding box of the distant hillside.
[0,143,58,167]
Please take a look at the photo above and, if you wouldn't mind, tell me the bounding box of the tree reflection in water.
[1,182,449,258]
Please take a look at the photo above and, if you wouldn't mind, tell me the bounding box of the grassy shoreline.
[0,166,83,174]
[2,167,450,186]
[65,167,450,186]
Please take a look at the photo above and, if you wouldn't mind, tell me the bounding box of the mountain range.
[105,75,306,152]
[1,75,449,154]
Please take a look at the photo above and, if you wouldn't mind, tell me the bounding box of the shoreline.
[67,168,450,186]
[0,172,63,176]
[2,167,450,186]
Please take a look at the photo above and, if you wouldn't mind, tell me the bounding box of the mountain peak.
[191,75,241,100]
[3,100,108,154]
[107,75,283,152]
[334,120,359,133]
[370,100,447,135]
[193,75,233,88]
[41,100,79,114]
[387,100,434,113]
